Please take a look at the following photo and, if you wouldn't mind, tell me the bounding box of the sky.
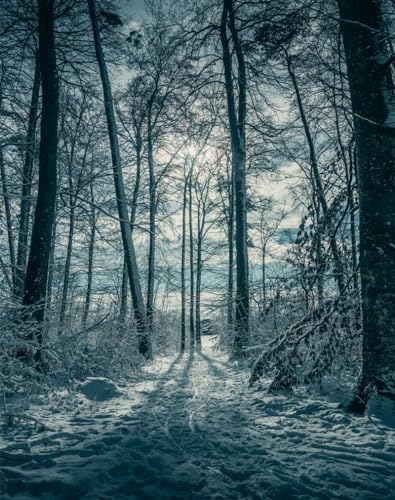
[119,0,146,22]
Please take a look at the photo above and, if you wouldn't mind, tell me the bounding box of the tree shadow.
[196,350,229,379]
[147,351,185,394]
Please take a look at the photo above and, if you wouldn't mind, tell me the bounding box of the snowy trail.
[1,336,395,499]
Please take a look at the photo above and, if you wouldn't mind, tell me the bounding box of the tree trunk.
[338,0,395,411]
[146,107,156,335]
[88,0,150,358]
[119,134,142,325]
[82,185,95,328]
[119,262,128,324]
[261,246,266,315]
[22,0,59,365]
[180,171,188,352]
[227,157,234,332]
[195,209,202,350]
[220,0,249,355]
[45,201,57,313]
[16,55,40,299]
[189,169,195,349]
[58,202,75,334]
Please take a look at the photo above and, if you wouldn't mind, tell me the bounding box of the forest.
[0,0,395,498]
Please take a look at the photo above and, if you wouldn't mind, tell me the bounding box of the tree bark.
[45,201,57,313]
[146,106,156,335]
[220,0,249,355]
[189,168,195,349]
[22,0,59,365]
[195,204,203,350]
[180,170,188,352]
[82,184,95,328]
[227,157,234,332]
[338,0,395,410]
[58,201,75,333]
[88,0,151,358]
[119,135,142,325]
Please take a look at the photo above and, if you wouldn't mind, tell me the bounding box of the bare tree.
[87,0,151,358]
[22,0,59,365]
[220,0,249,355]
[338,0,395,411]
[180,165,188,352]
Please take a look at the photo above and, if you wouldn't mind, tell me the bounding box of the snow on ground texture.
[1,336,395,499]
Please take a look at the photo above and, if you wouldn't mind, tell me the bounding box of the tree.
[82,183,96,328]
[220,0,249,356]
[180,165,188,352]
[188,160,195,349]
[195,173,217,348]
[87,0,151,358]
[21,0,59,365]
[338,0,395,411]
[116,76,146,326]
[216,153,235,333]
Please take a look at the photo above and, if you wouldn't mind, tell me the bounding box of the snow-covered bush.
[50,315,143,383]
[0,304,56,414]
[250,294,361,390]
[0,306,143,417]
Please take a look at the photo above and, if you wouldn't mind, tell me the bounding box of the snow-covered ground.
[1,336,395,499]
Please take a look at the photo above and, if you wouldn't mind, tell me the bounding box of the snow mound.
[78,377,123,401]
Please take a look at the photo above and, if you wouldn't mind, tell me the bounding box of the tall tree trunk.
[120,134,142,324]
[180,171,188,352]
[220,0,249,355]
[195,210,202,350]
[315,202,324,306]
[338,0,395,411]
[189,169,195,349]
[22,0,59,365]
[88,0,150,358]
[119,260,128,324]
[45,201,57,313]
[82,185,95,328]
[227,157,234,332]
[58,201,75,334]
[261,245,266,315]
[16,55,40,299]
[146,108,156,335]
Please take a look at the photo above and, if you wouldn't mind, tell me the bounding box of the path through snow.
[1,336,395,499]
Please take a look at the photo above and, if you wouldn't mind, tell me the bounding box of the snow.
[1,336,395,499]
